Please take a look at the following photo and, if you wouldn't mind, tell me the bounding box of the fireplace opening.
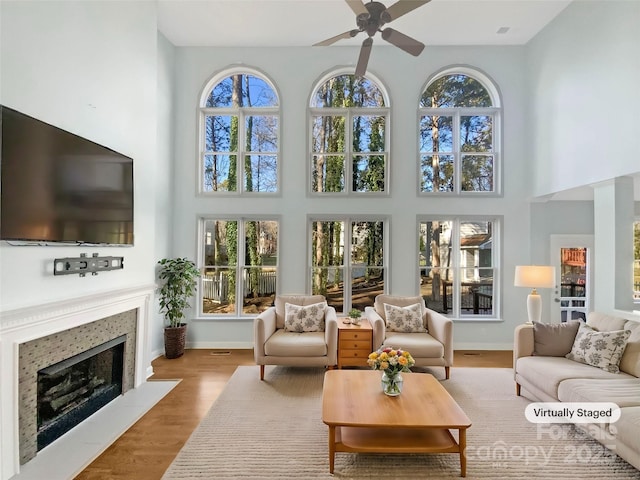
[36,335,126,451]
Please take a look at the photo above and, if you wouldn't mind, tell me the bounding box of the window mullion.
[344,218,353,312]
[452,219,461,318]
[453,112,461,195]
[346,110,353,194]
[236,219,246,317]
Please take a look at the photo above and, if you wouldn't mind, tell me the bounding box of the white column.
[592,177,635,312]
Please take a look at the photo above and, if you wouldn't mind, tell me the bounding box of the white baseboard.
[186,341,254,349]
[453,342,513,350]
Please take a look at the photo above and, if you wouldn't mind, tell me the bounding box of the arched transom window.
[310,73,389,194]
[419,69,501,194]
[199,70,280,193]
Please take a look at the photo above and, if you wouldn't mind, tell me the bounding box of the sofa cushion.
[382,332,443,358]
[264,329,328,357]
[586,311,627,332]
[283,301,327,332]
[557,378,640,407]
[614,406,640,461]
[383,303,426,333]
[374,295,424,322]
[515,356,632,400]
[620,319,640,377]
[566,324,630,373]
[533,320,580,356]
[274,295,326,329]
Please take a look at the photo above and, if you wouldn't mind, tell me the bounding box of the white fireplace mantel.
[0,285,155,480]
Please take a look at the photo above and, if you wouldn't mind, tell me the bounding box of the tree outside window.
[419,219,498,318]
[310,74,388,194]
[311,218,385,313]
[201,218,278,316]
[201,72,279,193]
[419,72,499,194]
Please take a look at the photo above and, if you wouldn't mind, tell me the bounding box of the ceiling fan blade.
[384,0,431,22]
[381,27,425,56]
[355,37,373,77]
[345,0,368,17]
[314,29,360,47]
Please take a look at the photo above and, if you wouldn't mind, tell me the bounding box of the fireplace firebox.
[36,335,126,450]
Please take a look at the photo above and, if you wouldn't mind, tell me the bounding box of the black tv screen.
[0,105,134,245]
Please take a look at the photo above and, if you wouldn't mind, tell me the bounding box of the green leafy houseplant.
[348,308,362,320]
[157,257,201,328]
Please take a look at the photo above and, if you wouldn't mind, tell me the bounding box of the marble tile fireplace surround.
[0,285,154,480]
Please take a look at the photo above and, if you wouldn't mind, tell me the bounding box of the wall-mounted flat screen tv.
[0,105,134,245]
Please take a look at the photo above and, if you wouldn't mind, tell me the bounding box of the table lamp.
[514,265,556,324]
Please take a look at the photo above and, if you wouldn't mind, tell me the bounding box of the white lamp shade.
[514,265,556,289]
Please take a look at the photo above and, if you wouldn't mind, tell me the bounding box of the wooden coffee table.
[322,370,471,477]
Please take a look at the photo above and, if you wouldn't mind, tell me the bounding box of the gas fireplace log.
[41,374,88,402]
[47,377,106,412]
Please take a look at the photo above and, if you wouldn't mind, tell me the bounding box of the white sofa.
[514,312,640,471]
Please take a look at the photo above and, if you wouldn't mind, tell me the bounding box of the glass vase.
[381,371,403,396]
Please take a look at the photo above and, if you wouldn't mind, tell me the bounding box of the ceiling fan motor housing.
[357,1,389,36]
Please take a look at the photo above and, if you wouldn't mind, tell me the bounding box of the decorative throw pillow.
[383,303,426,333]
[565,324,631,373]
[533,320,581,356]
[283,302,327,332]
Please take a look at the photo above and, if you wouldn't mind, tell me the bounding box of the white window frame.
[198,215,280,318]
[308,214,389,314]
[198,66,281,196]
[417,215,502,321]
[308,69,391,197]
[418,66,502,197]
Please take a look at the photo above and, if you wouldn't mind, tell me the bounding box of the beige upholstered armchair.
[364,294,454,379]
[253,294,338,380]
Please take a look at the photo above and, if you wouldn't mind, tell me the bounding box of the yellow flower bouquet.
[368,347,415,396]
[367,347,415,376]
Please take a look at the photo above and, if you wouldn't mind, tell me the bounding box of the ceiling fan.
[314,0,431,76]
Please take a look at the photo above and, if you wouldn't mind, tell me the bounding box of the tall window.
[199,70,279,193]
[310,217,386,313]
[310,73,389,194]
[634,220,640,303]
[419,218,499,319]
[419,69,500,194]
[200,218,279,316]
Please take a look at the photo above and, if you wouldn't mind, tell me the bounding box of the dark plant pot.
[164,324,187,359]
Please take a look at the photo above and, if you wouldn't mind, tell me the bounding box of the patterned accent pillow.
[283,302,327,332]
[383,303,426,333]
[565,323,631,373]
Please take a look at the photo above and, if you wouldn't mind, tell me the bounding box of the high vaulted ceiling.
[157,0,573,48]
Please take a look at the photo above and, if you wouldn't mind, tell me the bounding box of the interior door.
[549,235,594,323]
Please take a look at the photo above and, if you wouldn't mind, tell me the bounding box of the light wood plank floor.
[74,349,512,480]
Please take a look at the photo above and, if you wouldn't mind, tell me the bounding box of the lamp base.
[526,292,542,324]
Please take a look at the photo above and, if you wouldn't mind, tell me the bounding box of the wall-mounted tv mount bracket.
[54,253,124,277]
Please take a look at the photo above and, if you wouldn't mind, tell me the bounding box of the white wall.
[0,1,162,312]
[527,0,640,198]
[528,1,640,315]
[172,45,533,349]
[153,32,177,355]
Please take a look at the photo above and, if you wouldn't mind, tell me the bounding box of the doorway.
[549,235,594,323]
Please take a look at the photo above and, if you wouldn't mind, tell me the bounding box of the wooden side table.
[337,318,373,368]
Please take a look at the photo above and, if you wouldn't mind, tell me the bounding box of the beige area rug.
[162,366,640,480]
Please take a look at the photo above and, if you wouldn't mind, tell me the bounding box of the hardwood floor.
[74,349,512,480]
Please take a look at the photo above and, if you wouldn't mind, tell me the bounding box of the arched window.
[199,68,280,194]
[419,68,501,194]
[309,71,389,194]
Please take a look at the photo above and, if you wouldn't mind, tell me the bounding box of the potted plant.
[157,257,201,359]
[348,308,362,325]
